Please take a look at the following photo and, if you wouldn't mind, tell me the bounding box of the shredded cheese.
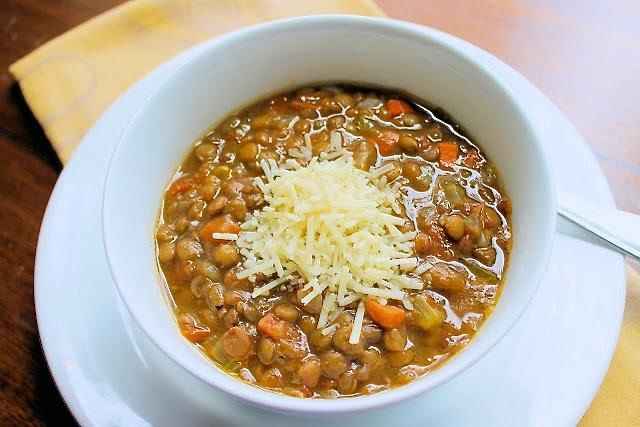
[321,324,338,336]
[349,301,366,344]
[415,261,433,275]
[211,232,238,241]
[251,274,292,298]
[237,156,418,340]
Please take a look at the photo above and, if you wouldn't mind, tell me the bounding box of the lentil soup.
[155,85,512,398]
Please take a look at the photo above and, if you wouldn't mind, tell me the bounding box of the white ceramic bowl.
[103,15,556,416]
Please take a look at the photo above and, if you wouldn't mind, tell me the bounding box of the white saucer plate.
[35,26,625,427]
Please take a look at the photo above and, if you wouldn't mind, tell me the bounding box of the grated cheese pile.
[236,153,421,344]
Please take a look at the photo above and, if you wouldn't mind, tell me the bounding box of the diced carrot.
[168,176,195,196]
[437,142,459,166]
[257,313,290,340]
[463,150,481,168]
[365,299,406,329]
[376,130,400,156]
[199,215,241,243]
[386,99,414,117]
[181,324,211,343]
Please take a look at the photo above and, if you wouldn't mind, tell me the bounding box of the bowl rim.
[102,14,557,414]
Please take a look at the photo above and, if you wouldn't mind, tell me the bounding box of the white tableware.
[101,16,556,415]
[35,16,624,427]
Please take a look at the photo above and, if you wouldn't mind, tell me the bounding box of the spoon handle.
[558,192,640,261]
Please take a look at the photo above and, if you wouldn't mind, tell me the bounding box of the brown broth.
[155,84,512,398]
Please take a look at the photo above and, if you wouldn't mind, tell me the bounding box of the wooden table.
[1,0,638,424]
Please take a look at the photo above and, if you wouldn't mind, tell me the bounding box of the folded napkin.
[9,0,382,162]
[581,263,640,426]
[9,0,638,424]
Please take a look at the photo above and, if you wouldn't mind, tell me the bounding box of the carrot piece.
[199,215,241,243]
[181,324,211,343]
[386,99,414,117]
[376,130,400,156]
[437,142,459,166]
[168,176,195,196]
[257,313,290,339]
[365,299,406,329]
[463,150,481,168]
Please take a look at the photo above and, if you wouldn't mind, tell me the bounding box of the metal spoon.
[558,191,640,260]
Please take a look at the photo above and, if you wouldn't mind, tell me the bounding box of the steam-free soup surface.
[156,85,512,398]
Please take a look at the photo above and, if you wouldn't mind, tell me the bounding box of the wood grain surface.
[0,1,638,425]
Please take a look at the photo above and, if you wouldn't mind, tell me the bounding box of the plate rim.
[33,24,625,427]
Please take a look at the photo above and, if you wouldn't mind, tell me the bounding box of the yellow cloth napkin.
[9,0,383,162]
[581,264,640,426]
[8,0,638,424]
